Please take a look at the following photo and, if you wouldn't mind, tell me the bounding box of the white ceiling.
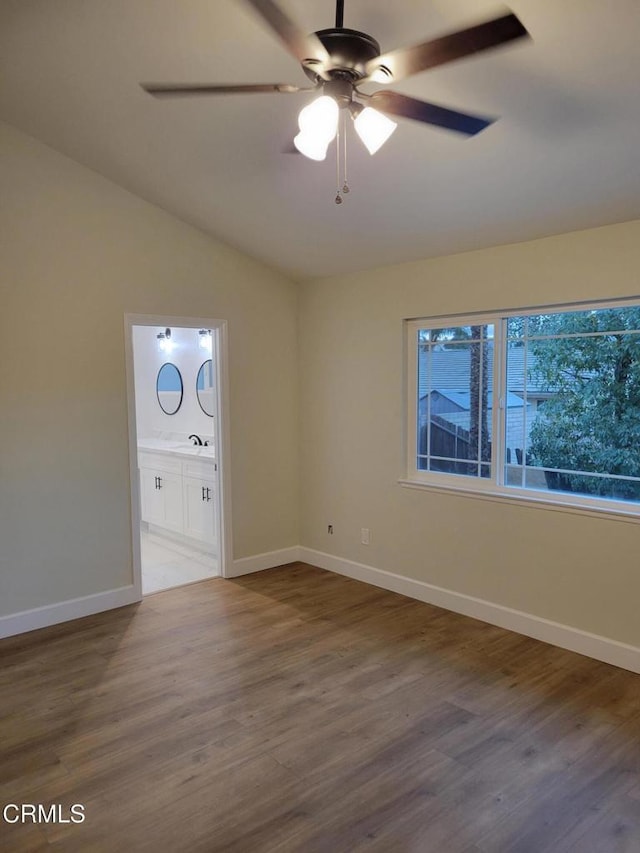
[1,0,639,279]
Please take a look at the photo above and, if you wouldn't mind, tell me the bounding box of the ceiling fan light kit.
[142,0,530,200]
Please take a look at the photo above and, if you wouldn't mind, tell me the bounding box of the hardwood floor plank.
[0,820,50,852]
[563,791,640,852]
[1,562,639,852]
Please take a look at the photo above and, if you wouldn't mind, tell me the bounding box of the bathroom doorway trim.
[124,313,233,592]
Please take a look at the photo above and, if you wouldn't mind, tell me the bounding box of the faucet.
[188,434,203,446]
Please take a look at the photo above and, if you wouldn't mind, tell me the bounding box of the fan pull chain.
[335,116,343,204]
[335,111,350,204]
[342,111,350,195]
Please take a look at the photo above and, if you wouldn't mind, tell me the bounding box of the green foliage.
[527,307,640,500]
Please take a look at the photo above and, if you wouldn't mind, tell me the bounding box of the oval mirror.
[156,363,183,415]
[196,359,215,417]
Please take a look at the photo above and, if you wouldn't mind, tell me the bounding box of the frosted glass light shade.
[297,96,339,140]
[294,132,330,161]
[294,96,339,160]
[354,107,397,155]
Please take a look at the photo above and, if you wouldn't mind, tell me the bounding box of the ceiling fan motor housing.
[303,28,384,82]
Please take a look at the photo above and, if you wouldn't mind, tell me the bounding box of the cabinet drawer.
[183,458,216,480]
[138,452,182,475]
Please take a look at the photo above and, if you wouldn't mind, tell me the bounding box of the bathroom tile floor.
[141,529,219,594]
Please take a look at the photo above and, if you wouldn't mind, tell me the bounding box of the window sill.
[398,477,640,524]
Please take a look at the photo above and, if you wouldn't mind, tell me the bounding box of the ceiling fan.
[142,0,529,198]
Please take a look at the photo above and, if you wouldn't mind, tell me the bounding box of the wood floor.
[1,563,640,852]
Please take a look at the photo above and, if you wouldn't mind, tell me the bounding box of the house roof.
[426,389,526,409]
[419,346,546,399]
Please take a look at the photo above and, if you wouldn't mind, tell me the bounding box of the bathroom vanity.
[138,439,217,550]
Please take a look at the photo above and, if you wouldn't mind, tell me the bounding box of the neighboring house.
[418,345,552,462]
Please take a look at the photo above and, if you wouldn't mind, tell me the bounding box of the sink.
[138,439,183,450]
[138,438,214,458]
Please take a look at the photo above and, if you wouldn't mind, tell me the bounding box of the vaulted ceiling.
[1,0,639,278]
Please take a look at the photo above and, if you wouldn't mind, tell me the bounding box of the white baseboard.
[0,543,301,638]
[5,547,638,676]
[228,546,301,578]
[298,547,640,675]
[0,585,140,640]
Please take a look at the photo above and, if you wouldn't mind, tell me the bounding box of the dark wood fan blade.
[369,91,494,135]
[141,83,312,98]
[244,0,331,79]
[365,12,529,83]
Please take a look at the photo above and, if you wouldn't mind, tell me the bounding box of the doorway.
[124,315,231,594]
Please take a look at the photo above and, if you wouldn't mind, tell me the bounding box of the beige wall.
[298,220,640,647]
[3,114,639,652]
[0,121,299,617]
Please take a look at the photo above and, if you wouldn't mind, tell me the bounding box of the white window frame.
[403,298,640,522]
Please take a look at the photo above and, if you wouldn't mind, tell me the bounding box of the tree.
[468,326,490,476]
[528,307,640,499]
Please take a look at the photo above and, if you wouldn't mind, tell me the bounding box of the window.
[406,301,640,515]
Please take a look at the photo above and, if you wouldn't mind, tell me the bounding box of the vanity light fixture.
[157,327,174,354]
[199,329,212,352]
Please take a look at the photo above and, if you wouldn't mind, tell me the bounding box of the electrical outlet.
[328,524,334,535]
[361,528,370,545]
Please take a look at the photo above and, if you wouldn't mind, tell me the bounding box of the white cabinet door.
[183,476,216,543]
[140,468,183,532]
[158,471,184,533]
[139,453,216,545]
[140,467,164,525]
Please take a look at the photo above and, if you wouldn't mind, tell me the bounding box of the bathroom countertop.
[137,438,215,460]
